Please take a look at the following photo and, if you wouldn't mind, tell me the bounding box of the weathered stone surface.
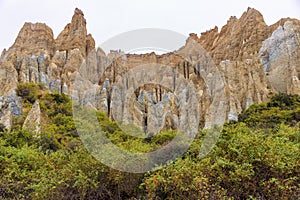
[0,60,22,129]
[1,49,6,61]
[219,59,269,118]
[198,8,269,64]
[0,60,18,96]
[56,8,95,57]
[105,60,199,134]
[0,93,23,130]
[23,101,41,135]
[259,21,300,94]
[177,37,229,128]
[72,7,299,131]
[8,22,55,57]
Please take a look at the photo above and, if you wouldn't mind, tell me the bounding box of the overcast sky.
[0,0,299,52]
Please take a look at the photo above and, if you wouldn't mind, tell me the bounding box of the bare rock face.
[178,8,271,126]
[182,7,300,124]
[0,61,18,96]
[23,101,41,135]
[1,7,300,133]
[198,8,269,65]
[9,22,55,57]
[0,61,22,130]
[259,21,300,94]
[0,8,97,92]
[52,8,97,94]
[219,59,269,116]
[1,49,7,61]
[1,22,54,85]
[56,8,95,57]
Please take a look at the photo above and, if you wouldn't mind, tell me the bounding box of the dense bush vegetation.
[16,83,44,104]
[143,123,299,199]
[238,93,300,128]
[0,86,299,199]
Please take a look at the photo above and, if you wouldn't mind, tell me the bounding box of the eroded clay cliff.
[0,7,299,133]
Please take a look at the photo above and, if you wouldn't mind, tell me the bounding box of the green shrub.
[143,122,300,199]
[16,83,42,104]
[239,94,300,129]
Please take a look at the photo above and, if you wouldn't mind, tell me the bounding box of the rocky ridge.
[0,7,299,133]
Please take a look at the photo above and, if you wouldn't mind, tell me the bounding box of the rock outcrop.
[198,8,269,64]
[0,7,299,132]
[22,100,41,135]
[0,60,22,129]
[56,8,95,57]
[259,21,300,94]
[9,22,55,57]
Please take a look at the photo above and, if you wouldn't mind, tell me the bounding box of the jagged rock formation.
[0,7,299,132]
[0,8,98,129]
[198,8,269,64]
[56,8,95,57]
[10,22,55,57]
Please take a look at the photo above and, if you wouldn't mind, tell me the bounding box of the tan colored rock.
[56,8,95,57]
[8,22,55,57]
[1,21,55,87]
[0,61,18,96]
[198,7,269,64]
[1,48,7,61]
[269,18,300,34]
[23,101,41,135]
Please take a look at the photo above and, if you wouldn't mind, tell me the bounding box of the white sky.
[0,0,299,52]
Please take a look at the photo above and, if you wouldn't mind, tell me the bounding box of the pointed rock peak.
[1,48,7,61]
[22,100,41,135]
[246,7,260,14]
[56,8,95,56]
[97,47,106,57]
[188,33,200,41]
[69,8,87,32]
[183,33,201,48]
[71,8,86,28]
[74,7,84,16]
[178,33,204,54]
[228,16,238,22]
[200,26,219,37]
[240,7,266,24]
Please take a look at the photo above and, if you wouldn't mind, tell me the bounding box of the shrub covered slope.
[0,84,299,199]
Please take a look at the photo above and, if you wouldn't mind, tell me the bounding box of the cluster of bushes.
[143,123,299,199]
[0,85,299,199]
[0,133,145,199]
[238,93,300,128]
